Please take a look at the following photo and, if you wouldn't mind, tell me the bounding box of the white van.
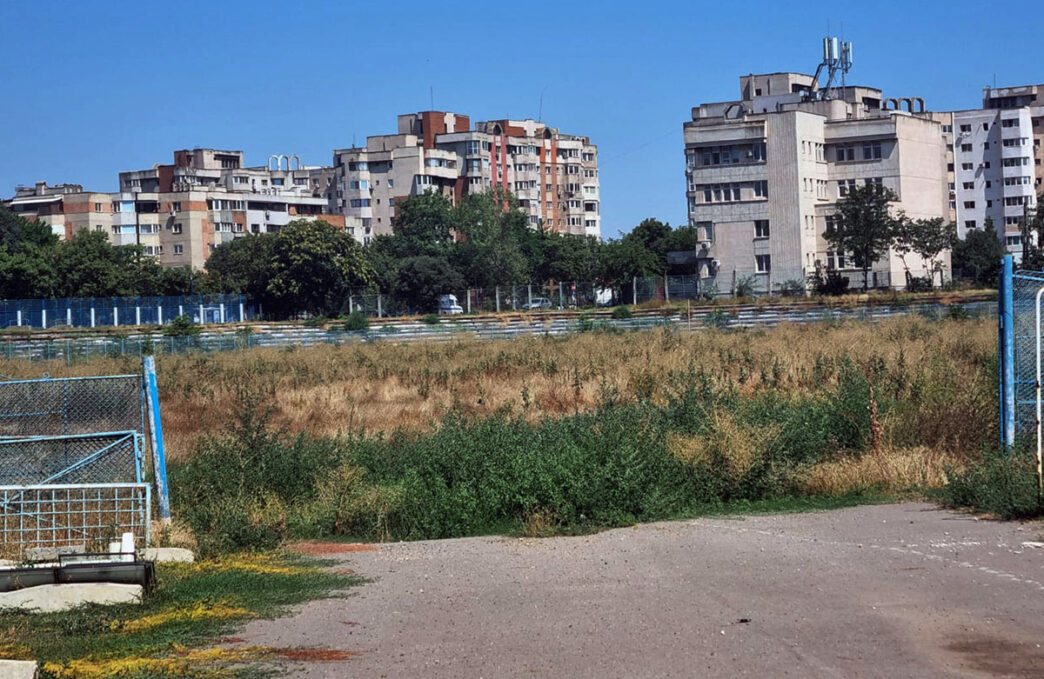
[439,294,464,315]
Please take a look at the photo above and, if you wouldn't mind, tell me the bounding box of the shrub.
[611,305,633,320]
[303,315,328,328]
[942,451,1042,519]
[735,275,756,298]
[344,311,369,332]
[421,313,441,325]
[811,271,850,296]
[162,315,201,337]
[906,276,933,293]
[947,304,970,321]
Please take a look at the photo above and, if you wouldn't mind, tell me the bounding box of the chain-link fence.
[1007,269,1044,441]
[0,375,143,437]
[0,432,142,486]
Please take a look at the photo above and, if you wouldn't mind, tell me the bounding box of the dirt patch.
[945,633,1044,677]
[287,541,377,555]
[270,647,356,662]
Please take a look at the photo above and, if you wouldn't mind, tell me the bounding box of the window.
[754,220,770,239]
[1002,118,1017,128]
[753,180,768,198]
[961,163,973,170]
[171,202,181,212]
[864,177,883,190]
[348,161,369,171]
[1003,138,1027,147]
[962,181,974,190]
[983,142,990,150]
[947,163,954,172]
[863,141,883,159]
[174,244,184,255]
[389,198,396,207]
[172,223,183,234]
[838,179,856,197]
[1007,236,1023,246]
[251,223,260,233]
[836,144,855,162]
[982,122,989,131]
[465,140,481,155]
[349,199,371,208]
[755,254,771,273]
[959,124,971,132]
[961,144,972,152]
[963,201,976,209]
[826,250,846,270]
[94,202,103,212]
[964,220,977,230]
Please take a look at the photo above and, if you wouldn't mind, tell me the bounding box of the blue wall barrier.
[0,294,256,329]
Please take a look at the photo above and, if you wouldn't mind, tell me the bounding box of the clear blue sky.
[2,0,1041,239]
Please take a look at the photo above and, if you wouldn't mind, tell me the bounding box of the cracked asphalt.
[240,503,1044,677]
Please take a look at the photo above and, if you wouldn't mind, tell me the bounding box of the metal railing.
[0,375,143,437]
[0,483,150,560]
[0,294,255,329]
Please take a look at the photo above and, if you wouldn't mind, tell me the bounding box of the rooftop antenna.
[538,85,547,122]
[430,86,434,110]
[811,35,853,101]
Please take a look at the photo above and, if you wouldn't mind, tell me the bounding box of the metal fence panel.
[1010,270,1044,441]
[0,375,143,437]
[0,294,255,329]
[0,432,142,486]
[0,483,150,559]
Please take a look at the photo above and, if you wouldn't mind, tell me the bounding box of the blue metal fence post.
[1000,254,1015,450]
[142,356,172,523]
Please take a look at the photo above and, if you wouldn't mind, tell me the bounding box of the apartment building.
[333,111,600,242]
[6,150,346,270]
[684,72,949,290]
[941,85,1043,260]
[6,182,117,239]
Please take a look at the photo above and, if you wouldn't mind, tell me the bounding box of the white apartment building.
[332,111,599,243]
[684,72,948,291]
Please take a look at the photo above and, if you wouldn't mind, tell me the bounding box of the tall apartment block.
[332,111,600,242]
[7,149,344,270]
[684,71,948,290]
[945,84,1043,259]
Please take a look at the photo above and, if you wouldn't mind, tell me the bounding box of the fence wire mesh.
[0,375,143,437]
[1011,271,1044,440]
[0,483,150,559]
[0,432,142,486]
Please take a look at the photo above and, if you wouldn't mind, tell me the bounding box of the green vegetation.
[160,315,201,337]
[941,449,1042,519]
[343,310,369,332]
[170,327,996,552]
[0,553,358,678]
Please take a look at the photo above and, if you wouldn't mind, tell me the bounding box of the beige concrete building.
[7,150,346,271]
[333,111,599,243]
[684,72,949,291]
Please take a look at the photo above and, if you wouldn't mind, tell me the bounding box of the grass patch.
[0,552,359,678]
[940,449,1043,519]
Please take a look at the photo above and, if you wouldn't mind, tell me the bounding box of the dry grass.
[801,447,958,495]
[0,316,996,466]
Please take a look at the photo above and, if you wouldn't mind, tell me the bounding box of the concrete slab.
[0,583,142,613]
[142,547,194,563]
[24,546,83,563]
[0,660,38,679]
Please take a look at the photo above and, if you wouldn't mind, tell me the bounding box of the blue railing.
[0,294,256,329]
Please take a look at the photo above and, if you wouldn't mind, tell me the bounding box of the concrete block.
[141,547,194,563]
[24,545,83,563]
[0,660,38,679]
[0,583,142,613]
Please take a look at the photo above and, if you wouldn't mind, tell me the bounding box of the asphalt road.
[241,503,1044,678]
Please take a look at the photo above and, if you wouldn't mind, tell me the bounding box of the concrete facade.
[6,150,346,271]
[333,111,599,242]
[684,73,948,290]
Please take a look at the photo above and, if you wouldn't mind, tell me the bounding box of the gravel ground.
[241,503,1044,678]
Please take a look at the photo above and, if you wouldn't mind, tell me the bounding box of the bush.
[735,275,756,298]
[162,314,201,337]
[811,271,850,296]
[942,451,1042,519]
[947,304,970,321]
[344,311,369,332]
[421,313,441,325]
[906,276,933,293]
[611,305,633,319]
[778,279,806,297]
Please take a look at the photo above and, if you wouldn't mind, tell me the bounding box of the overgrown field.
[3,315,1024,551]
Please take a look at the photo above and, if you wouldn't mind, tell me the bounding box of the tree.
[394,255,465,313]
[53,230,155,298]
[267,219,373,316]
[952,217,1005,286]
[0,207,59,298]
[894,217,956,287]
[825,185,900,290]
[206,234,276,300]
[390,191,456,258]
[543,233,604,283]
[454,188,529,289]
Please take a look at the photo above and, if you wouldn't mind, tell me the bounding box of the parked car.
[522,297,553,311]
[438,294,464,315]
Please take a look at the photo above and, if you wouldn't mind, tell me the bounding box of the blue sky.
[2,0,1041,239]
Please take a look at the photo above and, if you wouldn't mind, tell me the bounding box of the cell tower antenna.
[810,35,853,101]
